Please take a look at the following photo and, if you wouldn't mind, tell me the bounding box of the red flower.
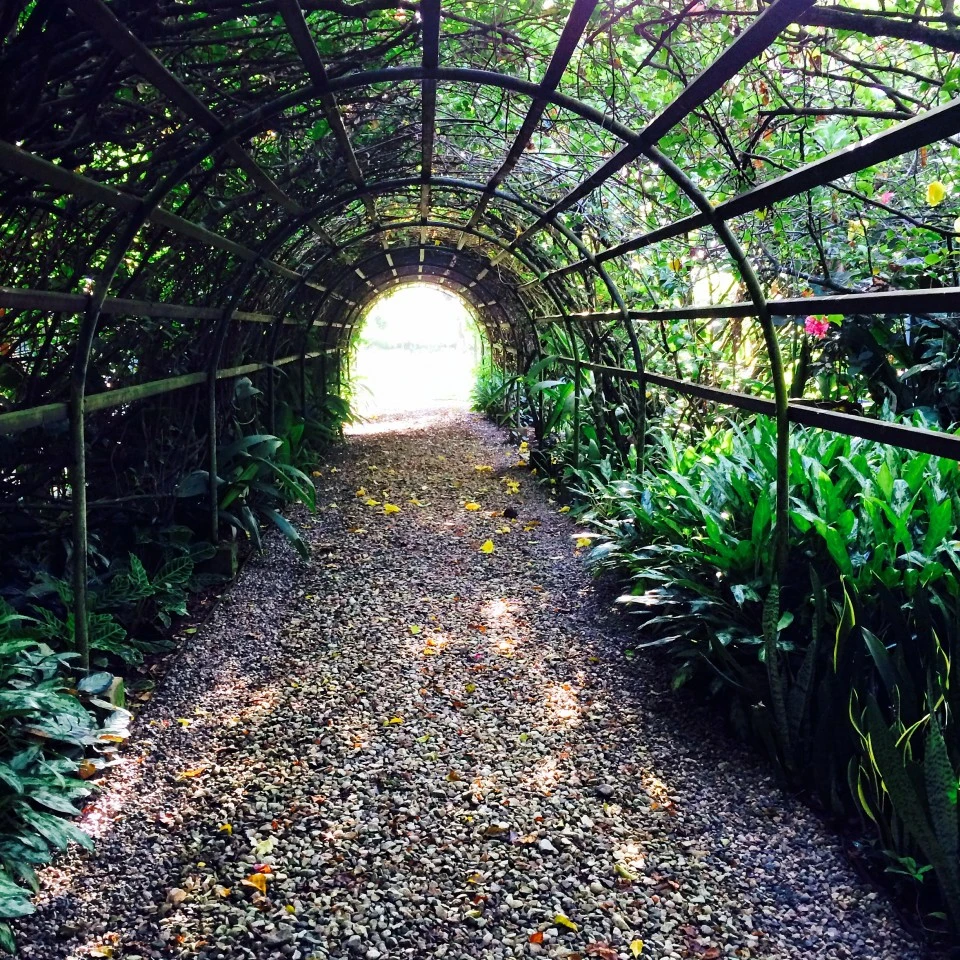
[804,315,830,339]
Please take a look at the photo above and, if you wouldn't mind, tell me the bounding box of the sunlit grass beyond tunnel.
[350,284,482,417]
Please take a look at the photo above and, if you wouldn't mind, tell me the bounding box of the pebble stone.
[14,409,925,960]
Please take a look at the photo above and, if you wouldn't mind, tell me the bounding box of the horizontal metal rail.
[556,357,960,460]
[534,286,960,324]
[0,351,331,436]
[0,287,302,324]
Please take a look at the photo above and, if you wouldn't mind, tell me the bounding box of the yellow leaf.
[408,498,424,506]
[554,913,578,931]
[285,904,296,914]
[355,487,366,497]
[466,872,483,884]
[615,862,638,880]
[630,940,645,957]
[479,540,495,554]
[384,503,401,515]
[474,465,493,473]
[558,506,570,514]
[927,180,948,206]
[365,498,380,507]
[176,718,191,727]
[243,873,268,894]
[176,768,205,780]
[575,537,592,549]
[215,885,231,898]
[465,683,476,694]
[409,624,422,635]
[519,441,529,452]
[99,733,125,743]
[89,947,113,958]
[219,823,232,835]
[384,716,404,725]
[311,470,322,478]
[78,759,98,780]
[464,501,481,511]
[496,526,511,534]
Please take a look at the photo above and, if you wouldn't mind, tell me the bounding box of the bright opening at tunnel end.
[349,284,483,417]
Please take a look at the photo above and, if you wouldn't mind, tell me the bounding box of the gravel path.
[17,410,924,960]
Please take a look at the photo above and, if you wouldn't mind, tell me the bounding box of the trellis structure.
[2,0,960,665]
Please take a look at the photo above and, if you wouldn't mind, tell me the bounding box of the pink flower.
[804,315,830,339]
[880,190,895,204]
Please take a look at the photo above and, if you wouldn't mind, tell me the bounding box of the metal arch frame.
[332,262,535,374]
[336,266,515,346]
[294,233,537,337]
[297,245,545,374]
[14,0,956,658]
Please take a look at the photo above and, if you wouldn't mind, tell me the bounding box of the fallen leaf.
[586,945,619,959]
[630,940,645,957]
[285,903,296,914]
[176,768,205,780]
[559,505,570,513]
[483,824,509,837]
[384,716,404,725]
[554,913,578,931]
[255,837,276,856]
[166,888,188,905]
[78,759,98,780]
[529,931,544,944]
[355,487,366,497]
[384,503,401,515]
[465,682,476,694]
[479,540,495,554]
[409,624,422,635]
[474,465,493,473]
[364,498,380,507]
[176,718,191,728]
[409,498,424,506]
[575,537,591,549]
[214,885,231,898]
[615,862,638,881]
[464,501,481,511]
[242,873,268,894]
[447,770,461,781]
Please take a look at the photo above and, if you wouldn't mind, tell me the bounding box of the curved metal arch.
[333,262,533,359]
[338,270,511,344]
[303,246,536,355]
[312,246,524,334]
[301,215,557,285]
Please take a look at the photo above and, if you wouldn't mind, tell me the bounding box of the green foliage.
[509,400,960,933]
[177,421,318,560]
[0,604,131,950]
[470,363,512,422]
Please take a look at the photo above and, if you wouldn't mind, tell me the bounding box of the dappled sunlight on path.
[17,410,922,960]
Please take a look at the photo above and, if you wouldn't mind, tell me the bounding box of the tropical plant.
[0,604,130,952]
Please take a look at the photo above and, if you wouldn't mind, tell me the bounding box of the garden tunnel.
[4,0,960,667]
